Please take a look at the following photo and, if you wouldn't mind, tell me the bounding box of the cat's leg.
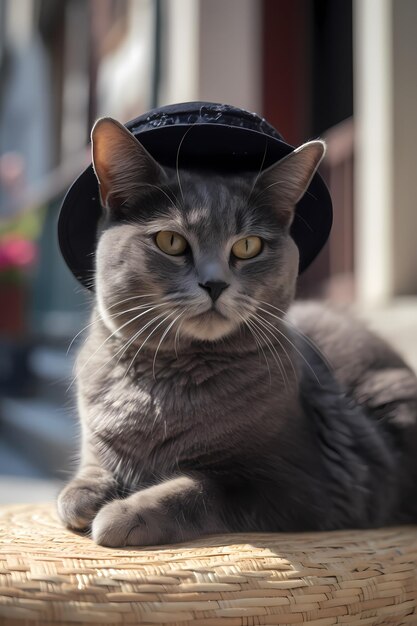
[91,474,226,547]
[57,444,117,531]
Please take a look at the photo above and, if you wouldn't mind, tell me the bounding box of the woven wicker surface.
[0,503,416,625]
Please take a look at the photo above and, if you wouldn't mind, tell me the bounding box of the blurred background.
[0,0,416,503]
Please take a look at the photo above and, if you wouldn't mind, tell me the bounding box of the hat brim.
[58,121,332,289]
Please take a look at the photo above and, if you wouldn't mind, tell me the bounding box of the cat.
[57,117,417,547]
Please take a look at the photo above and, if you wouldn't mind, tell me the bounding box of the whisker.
[252,313,298,383]
[257,300,333,371]
[123,311,178,380]
[67,293,158,354]
[247,317,289,389]
[292,211,314,233]
[236,313,272,385]
[240,295,332,372]
[251,179,287,205]
[304,188,319,202]
[135,182,178,206]
[245,316,285,386]
[66,300,160,354]
[255,308,321,386]
[247,137,269,204]
[105,293,160,310]
[175,123,200,206]
[152,311,184,379]
[67,317,101,355]
[112,311,171,369]
[69,311,171,399]
[174,317,185,359]
[67,303,170,390]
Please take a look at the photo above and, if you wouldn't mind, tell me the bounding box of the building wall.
[198,0,261,113]
[354,0,417,303]
[392,0,417,296]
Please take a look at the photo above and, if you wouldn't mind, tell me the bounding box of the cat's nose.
[199,280,229,302]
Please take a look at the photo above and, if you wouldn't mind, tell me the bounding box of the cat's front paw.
[57,476,116,531]
[91,475,224,547]
[91,494,169,547]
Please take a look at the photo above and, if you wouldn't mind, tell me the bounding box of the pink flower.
[0,236,37,271]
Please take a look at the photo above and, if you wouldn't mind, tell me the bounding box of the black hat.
[58,102,332,289]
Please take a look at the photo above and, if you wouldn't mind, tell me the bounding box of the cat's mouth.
[189,307,228,321]
[182,305,235,341]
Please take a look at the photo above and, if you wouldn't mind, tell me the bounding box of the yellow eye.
[155,231,188,255]
[231,236,263,259]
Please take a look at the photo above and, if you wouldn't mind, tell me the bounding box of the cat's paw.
[91,494,170,547]
[57,476,116,531]
[91,475,224,547]
[91,476,226,548]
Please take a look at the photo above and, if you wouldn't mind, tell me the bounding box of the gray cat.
[57,118,417,547]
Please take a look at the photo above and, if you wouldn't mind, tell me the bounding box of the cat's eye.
[155,231,188,255]
[231,236,263,259]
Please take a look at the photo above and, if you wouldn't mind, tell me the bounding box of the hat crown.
[127,101,284,142]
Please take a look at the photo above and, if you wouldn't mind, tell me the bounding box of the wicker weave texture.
[0,503,416,625]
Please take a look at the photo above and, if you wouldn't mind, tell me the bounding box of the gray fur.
[57,121,417,547]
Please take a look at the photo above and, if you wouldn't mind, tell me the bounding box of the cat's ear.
[91,117,166,210]
[254,140,326,226]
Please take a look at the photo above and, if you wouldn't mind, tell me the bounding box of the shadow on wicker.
[0,503,416,625]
